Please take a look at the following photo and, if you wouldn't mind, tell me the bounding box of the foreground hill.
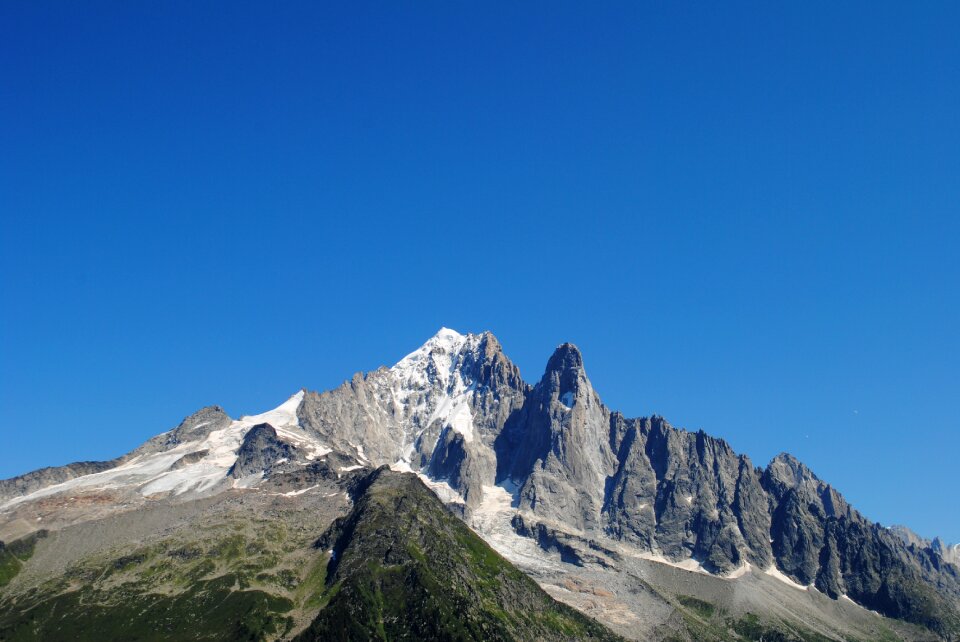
[296,468,623,641]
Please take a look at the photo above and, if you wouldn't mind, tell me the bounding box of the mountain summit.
[1,329,958,641]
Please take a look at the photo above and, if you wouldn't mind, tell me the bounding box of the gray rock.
[762,453,960,636]
[228,423,296,478]
[297,329,528,506]
[170,450,210,470]
[933,537,960,567]
[134,405,232,454]
[497,344,617,532]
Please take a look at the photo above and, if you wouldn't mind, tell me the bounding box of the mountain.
[891,526,960,567]
[1,328,958,641]
[295,467,623,642]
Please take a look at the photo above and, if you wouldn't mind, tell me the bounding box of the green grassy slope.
[295,469,625,642]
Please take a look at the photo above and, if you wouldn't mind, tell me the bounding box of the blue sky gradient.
[2,2,958,541]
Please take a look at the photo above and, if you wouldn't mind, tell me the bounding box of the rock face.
[229,424,296,479]
[892,526,960,568]
[295,331,960,635]
[934,538,960,567]
[497,344,617,533]
[762,454,960,636]
[493,343,775,574]
[603,416,774,571]
[296,329,529,505]
[135,405,234,456]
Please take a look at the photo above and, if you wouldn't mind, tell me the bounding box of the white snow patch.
[282,485,320,497]
[633,551,710,574]
[243,390,304,428]
[725,562,752,579]
[840,594,880,616]
[417,474,465,506]
[684,495,693,505]
[140,391,309,496]
[625,546,751,579]
[339,465,365,472]
[391,327,467,391]
[390,459,414,473]
[388,328,482,450]
[232,472,265,489]
[764,565,809,591]
[275,427,331,460]
[426,382,476,443]
[466,484,561,572]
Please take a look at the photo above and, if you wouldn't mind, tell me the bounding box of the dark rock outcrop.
[229,423,296,479]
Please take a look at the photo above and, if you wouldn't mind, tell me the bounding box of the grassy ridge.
[0,575,293,642]
[0,518,322,641]
[295,469,624,642]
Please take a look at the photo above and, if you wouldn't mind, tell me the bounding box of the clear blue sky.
[2,2,958,541]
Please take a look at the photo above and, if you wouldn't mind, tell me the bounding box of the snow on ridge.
[145,390,335,493]
[242,390,304,428]
[387,328,485,451]
[255,390,332,460]
[0,391,321,509]
[390,328,474,391]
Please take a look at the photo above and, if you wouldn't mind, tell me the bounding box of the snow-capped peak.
[392,328,466,367]
[384,328,487,459]
[390,328,480,390]
[240,390,303,428]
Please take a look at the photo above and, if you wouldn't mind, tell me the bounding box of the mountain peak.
[391,327,473,370]
[545,342,584,373]
[434,326,464,341]
[538,342,587,399]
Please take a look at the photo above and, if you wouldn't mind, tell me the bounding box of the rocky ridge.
[1,328,958,639]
